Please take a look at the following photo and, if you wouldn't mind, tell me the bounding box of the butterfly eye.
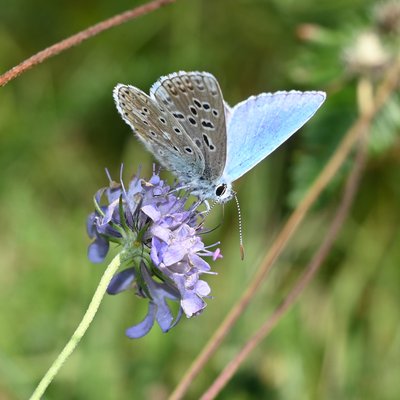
[215,184,227,197]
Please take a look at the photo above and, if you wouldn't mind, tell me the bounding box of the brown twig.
[200,120,369,400]
[169,58,400,400]
[0,0,176,87]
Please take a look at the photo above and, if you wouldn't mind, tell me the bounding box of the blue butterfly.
[114,71,326,202]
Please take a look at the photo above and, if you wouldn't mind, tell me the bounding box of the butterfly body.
[114,71,325,202]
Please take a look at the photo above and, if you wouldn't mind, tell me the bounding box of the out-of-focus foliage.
[0,1,399,399]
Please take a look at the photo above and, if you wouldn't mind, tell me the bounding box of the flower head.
[87,166,222,338]
[342,31,390,77]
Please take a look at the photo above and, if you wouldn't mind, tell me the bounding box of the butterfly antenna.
[233,192,245,260]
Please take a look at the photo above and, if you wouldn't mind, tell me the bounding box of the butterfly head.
[188,178,233,203]
[214,182,234,203]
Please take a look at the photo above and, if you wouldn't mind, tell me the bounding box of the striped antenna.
[233,192,245,260]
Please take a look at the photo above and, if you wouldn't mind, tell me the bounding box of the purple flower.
[87,166,222,338]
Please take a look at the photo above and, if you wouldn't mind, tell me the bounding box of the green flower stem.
[29,253,122,400]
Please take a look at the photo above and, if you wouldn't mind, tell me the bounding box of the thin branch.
[200,120,368,400]
[0,0,176,87]
[169,58,400,400]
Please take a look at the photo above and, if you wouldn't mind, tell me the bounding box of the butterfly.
[113,71,326,203]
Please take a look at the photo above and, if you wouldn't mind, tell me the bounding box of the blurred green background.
[1,0,399,399]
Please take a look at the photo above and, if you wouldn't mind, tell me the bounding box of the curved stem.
[29,253,122,400]
[0,0,176,87]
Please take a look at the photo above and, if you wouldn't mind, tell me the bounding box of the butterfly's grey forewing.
[150,72,227,181]
[114,84,205,180]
